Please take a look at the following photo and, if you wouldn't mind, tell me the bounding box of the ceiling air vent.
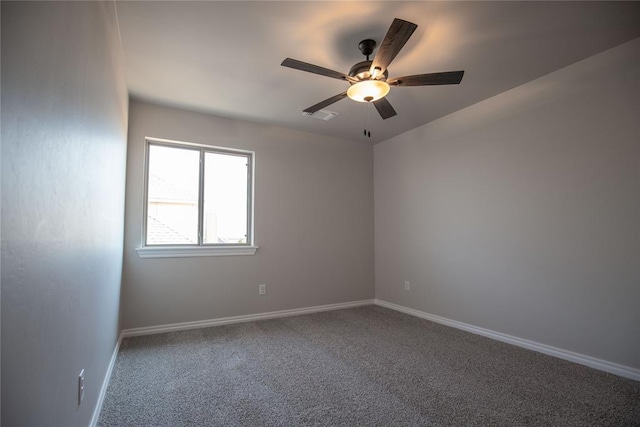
[302,110,339,121]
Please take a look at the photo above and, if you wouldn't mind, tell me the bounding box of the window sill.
[136,245,259,259]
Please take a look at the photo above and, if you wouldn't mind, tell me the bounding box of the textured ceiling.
[115,1,640,144]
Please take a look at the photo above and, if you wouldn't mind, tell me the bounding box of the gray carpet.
[98,306,640,426]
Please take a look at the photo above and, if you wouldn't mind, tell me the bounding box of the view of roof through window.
[146,144,249,245]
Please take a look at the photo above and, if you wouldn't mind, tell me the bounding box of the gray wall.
[374,39,640,369]
[1,2,128,426]
[121,101,374,329]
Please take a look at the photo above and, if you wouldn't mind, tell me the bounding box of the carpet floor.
[98,305,640,426]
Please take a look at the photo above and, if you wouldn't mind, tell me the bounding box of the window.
[136,138,257,258]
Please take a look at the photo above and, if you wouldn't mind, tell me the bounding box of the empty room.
[2,1,639,426]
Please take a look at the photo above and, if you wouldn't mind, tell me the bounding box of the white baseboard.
[89,332,123,427]
[375,299,640,382]
[121,299,375,338]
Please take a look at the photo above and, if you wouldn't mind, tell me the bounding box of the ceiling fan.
[281,18,464,120]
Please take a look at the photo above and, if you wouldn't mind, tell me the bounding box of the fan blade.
[373,97,397,120]
[369,18,417,76]
[282,58,353,81]
[303,92,348,114]
[388,71,465,87]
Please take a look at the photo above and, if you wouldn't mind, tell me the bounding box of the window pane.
[146,145,199,245]
[203,152,248,244]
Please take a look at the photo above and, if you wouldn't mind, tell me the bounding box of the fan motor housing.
[348,60,388,82]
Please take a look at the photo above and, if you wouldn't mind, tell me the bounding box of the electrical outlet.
[258,283,266,295]
[404,281,411,291]
[78,369,85,405]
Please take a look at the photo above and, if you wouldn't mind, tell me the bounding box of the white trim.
[89,333,123,427]
[141,136,256,251]
[145,136,255,155]
[375,299,640,381]
[136,245,258,258]
[122,299,375,338]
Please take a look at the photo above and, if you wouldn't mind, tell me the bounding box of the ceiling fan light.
[347,80,390,103]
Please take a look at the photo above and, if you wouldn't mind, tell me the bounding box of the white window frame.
[136,137,258,258]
